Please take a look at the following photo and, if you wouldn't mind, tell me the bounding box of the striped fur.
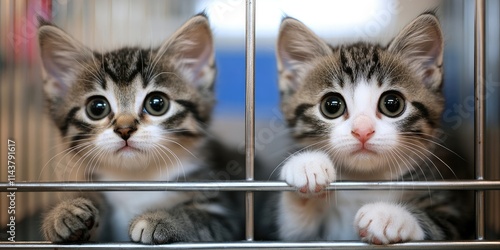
[38,14,244,243]
[275,13,473,244]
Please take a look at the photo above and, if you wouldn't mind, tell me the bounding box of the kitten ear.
[158,14,215,89]
[388,13,444,91]
[277,17,332,94]
[38,22,93,99]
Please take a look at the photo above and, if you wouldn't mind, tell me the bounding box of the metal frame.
[1,241,500,250]
[474,0,486,241]
[1,0,499,249]
[2,180,500,192]
[245,0,256,242]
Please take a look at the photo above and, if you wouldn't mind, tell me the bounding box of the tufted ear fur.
[276,17,332,95]
[38,21,94,101]
[388,13,444,91]
[156,14,215,90]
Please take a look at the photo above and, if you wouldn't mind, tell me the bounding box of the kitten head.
[277,14,444,176]
[38,14,215,176]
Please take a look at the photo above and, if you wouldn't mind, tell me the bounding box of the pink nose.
[351,115,375,143]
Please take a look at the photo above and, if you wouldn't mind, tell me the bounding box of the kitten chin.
[101,152,151,170]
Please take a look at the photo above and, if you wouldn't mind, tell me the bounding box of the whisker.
[398,133,465,161]
[59,142,94,181]
[72,143,101,180]
[148,145,164,177]
[39,139,93,180]
[401,142,455,179]
[157,136,198,159]
[148,71,182,85]
[398,139,455,179]
[156,143,185,181]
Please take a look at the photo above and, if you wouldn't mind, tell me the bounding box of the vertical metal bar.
[244,0,255,242]
[474,0,486,241]
[0,0,12,228]
[13,0,25,231]
[25,0,34,237]
[39,0,50,220]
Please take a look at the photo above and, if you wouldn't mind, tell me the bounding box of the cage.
[0,0,499,249]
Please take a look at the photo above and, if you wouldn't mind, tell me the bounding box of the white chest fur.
[324,190,402,240]
[99,162,199,241]
[105,190,192,241]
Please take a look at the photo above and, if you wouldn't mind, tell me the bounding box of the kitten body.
[276,14,472,244]
[38,14,243,243]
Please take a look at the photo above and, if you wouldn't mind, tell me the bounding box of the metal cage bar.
[474,0,486,241]
[244,0,256,242]
[1,241,500,250]
[1,0,500,249]
[2,180,500,192]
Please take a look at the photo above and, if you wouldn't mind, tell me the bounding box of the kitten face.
[38,15,215,174]
[277,15,444,176]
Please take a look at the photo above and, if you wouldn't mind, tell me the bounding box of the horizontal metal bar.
[0,241,499,250]
[1,180,500,192]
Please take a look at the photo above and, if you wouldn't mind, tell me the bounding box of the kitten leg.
[42,197,99,242]
[278,151,336,240]
[129,202,238,244]
[354,202,425,244]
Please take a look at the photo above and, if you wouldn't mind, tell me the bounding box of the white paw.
[280,151,335,195]
[354,202,425,244]
[129,211,189,244]
[130,219,154,243]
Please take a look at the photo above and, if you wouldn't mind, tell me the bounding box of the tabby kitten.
[38,14,243,243]
[276,13,472,244]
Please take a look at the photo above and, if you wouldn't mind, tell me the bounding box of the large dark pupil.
[149,96,164,112]
[384,94,401,113]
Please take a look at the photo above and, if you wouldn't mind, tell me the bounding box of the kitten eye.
[86,96,111,120]
[144,92,169,116]
[379,91,405,117]
[320,93,346,119]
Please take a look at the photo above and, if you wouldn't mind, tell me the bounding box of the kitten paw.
[130,210,189,244]
[42,197,99,242]
[281,151,335,196]
[354,202,425,244]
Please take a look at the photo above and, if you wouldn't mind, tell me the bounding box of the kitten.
[275,13,473,244]
[38,14,243,243]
